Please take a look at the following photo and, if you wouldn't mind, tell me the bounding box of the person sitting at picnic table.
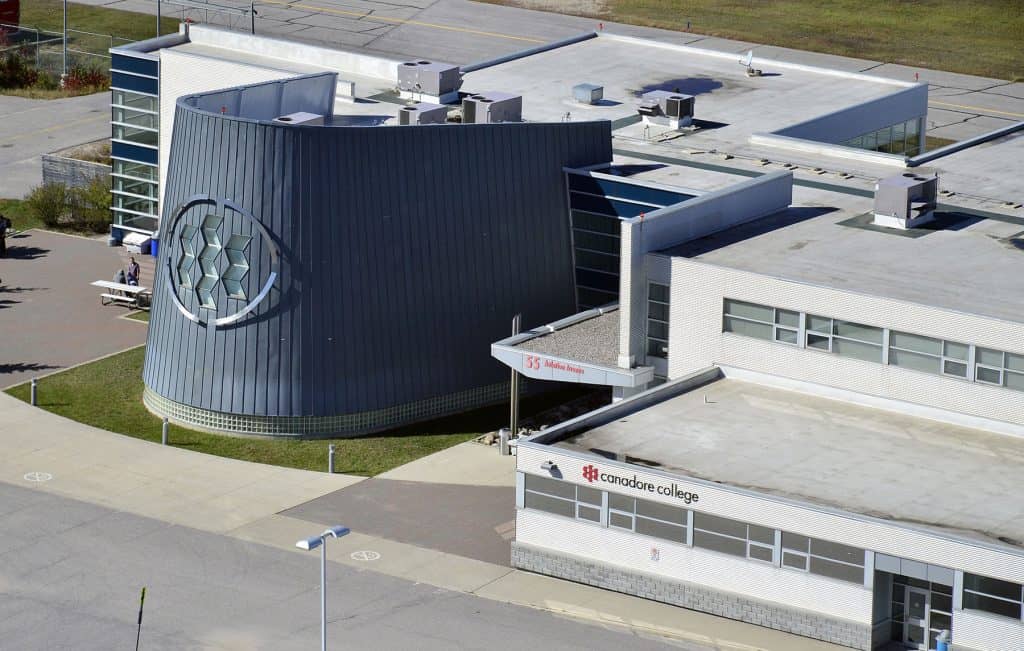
[113,268,127,294]
[127,257,141,286]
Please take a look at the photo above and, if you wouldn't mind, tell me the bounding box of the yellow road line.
[256,0,546,44]
[929,100,1024,119]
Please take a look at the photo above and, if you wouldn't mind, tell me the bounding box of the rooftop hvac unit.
[397,60,462,97]
[398,102,449,126]
[273,112,325,126]
[461,92,522,124]
[872,173,938,230]
[639,90,695,120]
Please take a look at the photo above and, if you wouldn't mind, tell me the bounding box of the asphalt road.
[0,481,696,650]
[0,92,109,198]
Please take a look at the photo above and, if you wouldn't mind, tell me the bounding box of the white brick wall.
[666,257,1024,427]
[954,609,1024,651]
[517,509,873,624]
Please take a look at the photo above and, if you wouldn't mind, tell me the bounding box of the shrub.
[71,176,112,233]
[0,50,38,89]
[63,65,109,92]
[25,183,69,228]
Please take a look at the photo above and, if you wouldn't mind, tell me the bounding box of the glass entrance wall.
[841,118,923,157]
[110,52,160,234]
[891,574,953,649]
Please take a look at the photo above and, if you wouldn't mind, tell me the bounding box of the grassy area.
[21,0,181,42]
[0,86,105,99]
[0,198,40,231]
[481,0,1023,81]
[125,310,151,322]
[5,346,587,475]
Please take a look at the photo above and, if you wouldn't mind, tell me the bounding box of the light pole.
[296,525,350,651]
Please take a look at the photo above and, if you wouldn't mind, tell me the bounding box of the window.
[112,159,158,182]
[112,123,158,147]
[722,299,798,345]
[975,349,1024,391]
[523,474,603,524]
[805,315,883,363]
[112,89,157,112]
[647,283,670,359]
[963,574,1023,620]
[693,513,773,563]
[781,532,864,584]
[889,332,969,379]
[609,494,689,544]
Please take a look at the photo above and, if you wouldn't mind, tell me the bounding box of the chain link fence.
[0,23,134,76]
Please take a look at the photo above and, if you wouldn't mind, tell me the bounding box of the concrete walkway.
[0,389,844,650]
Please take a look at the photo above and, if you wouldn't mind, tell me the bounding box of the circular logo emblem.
[164,195,279,327]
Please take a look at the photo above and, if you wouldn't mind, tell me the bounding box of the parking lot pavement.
[282,477,517,566]
[0,230,149,389]
[0,92,109,198]
[0,481,696,651]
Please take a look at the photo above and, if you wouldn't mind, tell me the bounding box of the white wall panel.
[518,445,1024,583]
[517,509,873,623]
[953,609,1024,651]
[666,258,1024,427]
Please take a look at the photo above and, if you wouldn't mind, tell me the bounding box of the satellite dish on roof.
[740,50,753,68]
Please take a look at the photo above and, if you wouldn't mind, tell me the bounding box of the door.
[903,586,930,649]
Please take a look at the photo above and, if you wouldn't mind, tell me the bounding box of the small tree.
[72,176,112,233]
[25,183,69,228]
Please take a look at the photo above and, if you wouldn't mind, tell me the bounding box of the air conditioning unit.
[638,90,695,128]
[872,173,938,230]
[397,60,462,102]
[398,102,449,126]
[273,112,324,126]
[461,92,522,124]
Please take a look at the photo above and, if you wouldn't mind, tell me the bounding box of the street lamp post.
[296,525,350,651]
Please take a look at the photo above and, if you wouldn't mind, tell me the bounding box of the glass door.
[903,586,930,649]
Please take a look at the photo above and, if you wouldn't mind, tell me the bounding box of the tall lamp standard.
[296,526,350,651]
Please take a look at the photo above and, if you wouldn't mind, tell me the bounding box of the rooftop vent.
[462,91,522,124]
[273,112,324,126]
[872,173,938,230]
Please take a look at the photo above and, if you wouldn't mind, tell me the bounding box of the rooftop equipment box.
[398,102,449,126]
[573,83,604,105]
[639,90,695,120]
[462,92,523,124]
[873,173,938,230]
[397,60,462,97]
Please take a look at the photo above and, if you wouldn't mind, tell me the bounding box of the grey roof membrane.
[556,378,1024,553]
[515,310,620,368]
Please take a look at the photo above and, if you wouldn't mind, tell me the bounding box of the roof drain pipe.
[460,31,598,74]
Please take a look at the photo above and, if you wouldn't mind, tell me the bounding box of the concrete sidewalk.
[0,392,845,649]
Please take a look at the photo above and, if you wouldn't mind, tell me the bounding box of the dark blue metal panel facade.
[143,96,611,435]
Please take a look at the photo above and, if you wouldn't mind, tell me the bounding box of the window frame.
[722,299,799,347]
[962,573,1024,621]
[646,282,670,360]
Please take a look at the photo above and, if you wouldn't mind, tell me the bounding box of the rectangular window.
[647,283,670,360]
[112,106,158,129]
[963,573,1024,620]
[723,299,797,345]
[112,159,158,182]
[693,513,776,562]
[112,89,157,112]
[782,531,864,584]
[112,176,157,199]
[805,315,882,362]
[523,474,607,526]
[112,123,158,148]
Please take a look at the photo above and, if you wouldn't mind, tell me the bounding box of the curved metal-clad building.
[142,74,612,437]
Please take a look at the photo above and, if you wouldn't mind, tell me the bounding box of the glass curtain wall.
[110,55,160,233]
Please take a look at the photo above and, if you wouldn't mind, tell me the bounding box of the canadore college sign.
[582,464,700,505]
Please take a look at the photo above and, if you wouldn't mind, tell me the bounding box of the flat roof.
[660,189,1024,325]
[515,309,619,368]
[555,378,1024,552]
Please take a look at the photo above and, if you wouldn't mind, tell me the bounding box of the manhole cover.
[350,550,380,561]
[23,472,53,482]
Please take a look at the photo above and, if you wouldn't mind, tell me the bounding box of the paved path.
[0,481,698,651]
[0,390,846,650]
[0,91,109,198]
[0,230,149,389]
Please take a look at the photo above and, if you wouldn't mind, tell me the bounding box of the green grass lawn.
[5,346,584,475]
[0,198,40,232]
[125,310,151,322]
[480,0,1023,81]
[21,0,181,42]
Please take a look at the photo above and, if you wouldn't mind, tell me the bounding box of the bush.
[63,66,109,92]
[71,176,112,233]
[0,50,39,89]
[25,183,69,228]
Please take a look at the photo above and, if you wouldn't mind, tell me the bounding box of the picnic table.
[90,280,152,309]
